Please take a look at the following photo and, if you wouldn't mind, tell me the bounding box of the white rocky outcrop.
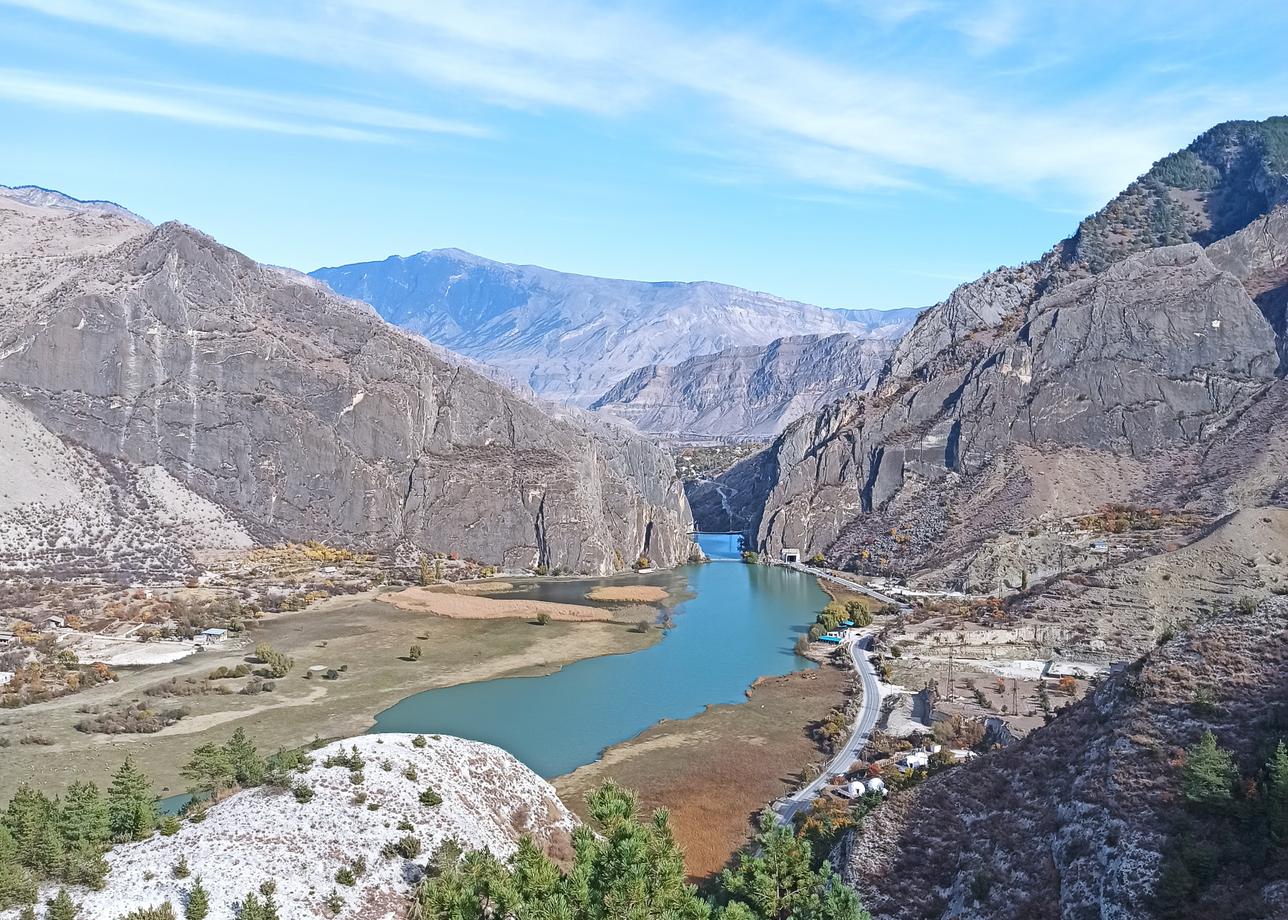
[16,735,577,920]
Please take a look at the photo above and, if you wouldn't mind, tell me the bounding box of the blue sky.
[1,1,1286,310]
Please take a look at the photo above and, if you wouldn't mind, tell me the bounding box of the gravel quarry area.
[63,633,205,667]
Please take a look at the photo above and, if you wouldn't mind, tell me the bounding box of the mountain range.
[0,187,694,578]
[691,116,1288,654]
[309,249,918,409]
[589,332,897,441]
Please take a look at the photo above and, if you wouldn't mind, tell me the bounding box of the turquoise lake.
[369,534,826,777]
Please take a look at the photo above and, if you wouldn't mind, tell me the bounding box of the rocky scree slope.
[692,118,1288,580]
[310,248,918,406]
[0,193,694,576]
[838,598,1288,920]
[0,393,252,579]
[6,734,577,920]
[590,332,898,440]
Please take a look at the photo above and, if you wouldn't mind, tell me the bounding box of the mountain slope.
[838,598,1288,920]
[591,332,896,440]
[0,193,694,576]
[309,249,918,405]
[691,118,1288,600]
[0,393,252,579]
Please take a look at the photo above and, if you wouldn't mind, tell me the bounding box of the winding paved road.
[774,631,882,824]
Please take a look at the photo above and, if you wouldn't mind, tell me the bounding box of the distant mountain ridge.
[309,249,919,405]
[0,183,147,222]
[590,332,896,440]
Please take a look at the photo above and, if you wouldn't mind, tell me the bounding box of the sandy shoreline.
[381,585,615,621]
[586,585,670,603]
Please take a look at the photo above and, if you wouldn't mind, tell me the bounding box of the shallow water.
[370,536,825,777]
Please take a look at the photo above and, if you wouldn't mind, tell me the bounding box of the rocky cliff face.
[838,599,1288,920]
[590,332,897,440]
[310,249,918,405]
[0,191,694,576]
[693,118,1288,576]
[882,118,1288,388]
[1207,204,1288,365]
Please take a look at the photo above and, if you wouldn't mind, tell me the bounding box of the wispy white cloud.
[0,69,389,141]
[0,67,488,142]
[0,0,1277,203]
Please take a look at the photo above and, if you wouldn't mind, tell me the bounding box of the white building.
[899,751,930,771]
[898,744,944,772]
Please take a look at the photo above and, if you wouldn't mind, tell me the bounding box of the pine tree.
[58,782,110,848]
[182,744,234,797]
[261,890,281,920]
[46,888,76,920]
[31,822,64,877]
[719,815,866,920]
[3,786,55,866]
[240,892,265,920]
[107,758,157,841]
[0,825,14,864]
[1268,740,1288,842]
[184,877,210,920]
[222,728,265,788]
[0,857,38,911]
[1180,731,1237,805]
[60,843,108,889]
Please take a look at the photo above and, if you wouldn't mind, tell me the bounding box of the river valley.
[371,535,826,777]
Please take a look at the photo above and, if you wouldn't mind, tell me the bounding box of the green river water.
[369,534,827,777]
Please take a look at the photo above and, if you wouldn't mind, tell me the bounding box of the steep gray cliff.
[310,249,918,405]
[0,196,695,575]
[692,118,1288,570]
[1207,204,1288,364]
[590,332,897,440]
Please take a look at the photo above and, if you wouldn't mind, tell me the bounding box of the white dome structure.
[865,777,887,795]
